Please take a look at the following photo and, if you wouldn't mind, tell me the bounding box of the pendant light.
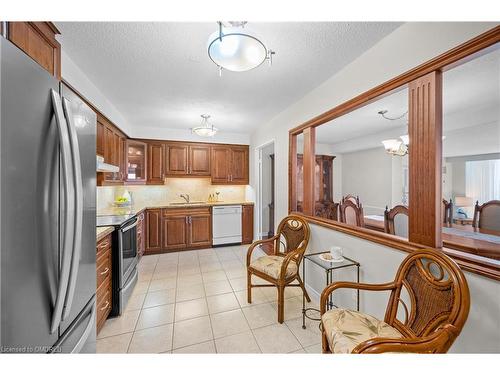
[192,114,217,137]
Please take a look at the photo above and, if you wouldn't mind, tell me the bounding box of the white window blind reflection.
[465,159,500,205]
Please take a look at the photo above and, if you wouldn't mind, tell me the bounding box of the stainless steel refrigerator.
[1,36,97,353]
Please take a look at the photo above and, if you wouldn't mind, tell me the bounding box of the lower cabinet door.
[145,209,162,253]
[188,213,212,248]
[163,215,189,250]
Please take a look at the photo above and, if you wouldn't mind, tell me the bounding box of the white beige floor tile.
[290,348,306,353]
[96,332,133,353]
[175,298,208,322]
[270,296,304,321]
[140,255,159,264]
[221,260,243,270]
[252,324,302,353]
[177,273,203,286]
[234,288,268,307]
[148,277,177,292]
[152,269,177,280]
[97,309,141,338]
[138,271,153,282]
[204,279,233,296]
[177,264,201,275]
[224,267,247,279]
[206,292,240,314]
[137,263,156,272]
[176,283,205,302]
[201,270,227,282]
[304,343,323,353]
[136,304,175,330]
[172,340,216,354]
[215,331,261,353]
[172,316,213,349]
[128,324,173,353]
[125,293,146,312]
[132,281,151,296]
[143,289,176,309]
[242,303,278,329]
[285,317,321,347]
[200,262,222,273]
[210,309,250,339]
[228,276,247,292]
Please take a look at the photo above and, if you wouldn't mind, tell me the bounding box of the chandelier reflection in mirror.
[207,21,275,75]
[379,109,409,156]
[192,114,218,137]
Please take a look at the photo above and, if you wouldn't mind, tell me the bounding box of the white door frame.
[254,139,275,241]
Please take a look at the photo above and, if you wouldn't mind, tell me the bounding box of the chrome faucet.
[179,194,190,203]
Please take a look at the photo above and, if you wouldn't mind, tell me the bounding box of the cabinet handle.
[189,216,192,224]
[100,301,110,311]
[100,267,109,276]
[185,216,188,224]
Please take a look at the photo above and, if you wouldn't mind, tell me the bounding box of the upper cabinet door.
[8,22,61,79]
[147,143,165,184]
[211,146,231,183]
[126,140,147,182]
[96,119,105,157]
[230,146,249,184]
[189,144,211,176]
[166,143,189,175]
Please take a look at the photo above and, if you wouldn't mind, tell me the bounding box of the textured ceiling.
[57,22,401,135]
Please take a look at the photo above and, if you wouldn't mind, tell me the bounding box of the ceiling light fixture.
[382,136,409,156]
[192,114,217,137]
[207,21,275,75]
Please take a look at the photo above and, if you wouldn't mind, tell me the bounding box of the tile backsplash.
[97,178,249,213]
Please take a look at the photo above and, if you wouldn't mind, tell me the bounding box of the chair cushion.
[322,308,403,353]
[250,255,298,279]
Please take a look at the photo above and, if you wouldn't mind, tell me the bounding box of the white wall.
[249,22,500,352]
[260,143,274,235]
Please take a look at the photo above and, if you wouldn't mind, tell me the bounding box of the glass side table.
[302,251,360,329]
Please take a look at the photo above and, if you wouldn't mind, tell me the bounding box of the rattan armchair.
[246,215,311,323]
[320,248,470,354]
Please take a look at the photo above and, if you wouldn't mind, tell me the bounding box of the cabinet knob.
[100,267,109,276]
[100,300,110,311]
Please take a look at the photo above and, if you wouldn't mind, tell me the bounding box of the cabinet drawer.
[163,207,211,217]
[96,279,112,333]
[96,234,111,258]
[96,247,112,288]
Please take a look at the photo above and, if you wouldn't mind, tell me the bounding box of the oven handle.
[121,218,138,233]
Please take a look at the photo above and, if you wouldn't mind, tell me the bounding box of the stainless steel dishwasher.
[212,205,243,245]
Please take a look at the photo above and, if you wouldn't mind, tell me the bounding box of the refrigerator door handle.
[70,300,96,353]
[61,97,84,321]
[49,89,75,333]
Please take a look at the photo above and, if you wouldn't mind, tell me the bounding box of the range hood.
[96,155,119,173]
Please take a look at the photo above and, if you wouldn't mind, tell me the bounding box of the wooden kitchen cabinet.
[162,212,189,250]
[145,209,162,254]
[96,119,105,157]
[126,140,147,183]
[163,207,212,251]
[211,145,249,184]
[188,211,212,248]
[96,234,112,335]
[7,22,61,79]
[98,114,127,185]
[147,142,165,184]
[165,142,211,177]
[242,204,254,244]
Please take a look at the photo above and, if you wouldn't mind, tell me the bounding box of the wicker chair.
[320,248,470,354]
[246,215,311,323]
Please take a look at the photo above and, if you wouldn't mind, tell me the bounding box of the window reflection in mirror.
[312,86,409,239]
[294,132,304,213]
[441,43,500,259]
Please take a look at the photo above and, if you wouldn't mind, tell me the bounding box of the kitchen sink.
[169,201,206,206]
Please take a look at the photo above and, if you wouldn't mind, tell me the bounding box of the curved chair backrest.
[473,200,500,231]
[342,194,360,207]
[384,205,409,238]
[339,200,364,227]
[315,201,339,221]
[384,248,470,352]
[274,215,311,264]
[442,199,453,225]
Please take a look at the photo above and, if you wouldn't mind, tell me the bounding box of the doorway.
[256,141,275,248]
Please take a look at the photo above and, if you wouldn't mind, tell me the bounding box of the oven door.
[119,217,138,286]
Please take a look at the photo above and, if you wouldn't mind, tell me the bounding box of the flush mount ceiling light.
[192,114,218,137]
[382,136,409,156]
[207,21,275,75]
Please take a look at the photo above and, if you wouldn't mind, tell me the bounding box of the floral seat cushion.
[322,308,403,353]
[249,255,298,279]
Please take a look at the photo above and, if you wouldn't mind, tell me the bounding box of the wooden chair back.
[442,199,453,224]
[274,215,310,265]
[473,200,500,231]
[339,200,364,227]
[384,205,409,237]
[342,194,360,207]
[315,201,339,221]
[383,248,470,352]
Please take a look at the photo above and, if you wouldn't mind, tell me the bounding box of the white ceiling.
[315,45,500,155]
[56,22,401,136]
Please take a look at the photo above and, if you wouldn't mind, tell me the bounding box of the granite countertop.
[97,201,254,217]
[96,226,114,242]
